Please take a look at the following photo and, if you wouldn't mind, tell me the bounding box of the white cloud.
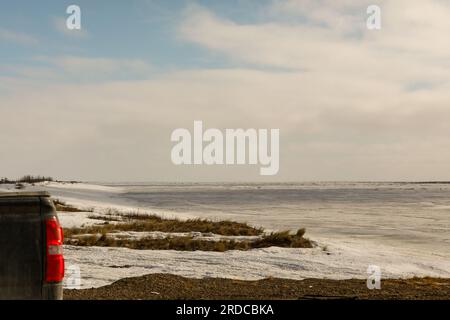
[50,56,152,76]
[14,55,153,81]
[270,0,370,32]
[1,66,450,181]
[0,28,38,45]
[179,1,450,81]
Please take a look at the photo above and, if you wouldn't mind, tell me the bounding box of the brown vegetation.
[64,229,312,251]
[54,199,91,212]
[65,212,263,237]
[63,209,311,251]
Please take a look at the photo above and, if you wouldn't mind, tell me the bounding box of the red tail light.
[45,218,65,282]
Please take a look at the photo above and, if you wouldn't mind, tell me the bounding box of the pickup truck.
[0,192,64,300]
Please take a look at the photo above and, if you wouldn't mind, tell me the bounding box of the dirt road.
[64,274,450,300]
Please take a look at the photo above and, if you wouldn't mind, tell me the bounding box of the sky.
[1,0,450,182]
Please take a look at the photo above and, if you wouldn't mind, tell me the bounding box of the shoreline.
[64,274,450,300]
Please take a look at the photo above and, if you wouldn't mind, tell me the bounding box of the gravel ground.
[64,274,450,300]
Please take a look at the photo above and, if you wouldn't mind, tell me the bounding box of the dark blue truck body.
[0,192,63,300]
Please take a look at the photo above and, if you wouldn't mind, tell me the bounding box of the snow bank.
[63,239,450,289]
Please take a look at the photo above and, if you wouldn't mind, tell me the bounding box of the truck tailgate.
[0,196,43,299]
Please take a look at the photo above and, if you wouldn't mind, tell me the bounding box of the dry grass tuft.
[54,199,93,213]
[64,229,312,252]
[65,212,263,237]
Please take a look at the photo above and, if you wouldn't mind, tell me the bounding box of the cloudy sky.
[1,0,450,182]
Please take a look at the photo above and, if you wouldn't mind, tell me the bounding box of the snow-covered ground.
[58,212,102,228]
[1,181,449,289]
[63,240,450,289]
